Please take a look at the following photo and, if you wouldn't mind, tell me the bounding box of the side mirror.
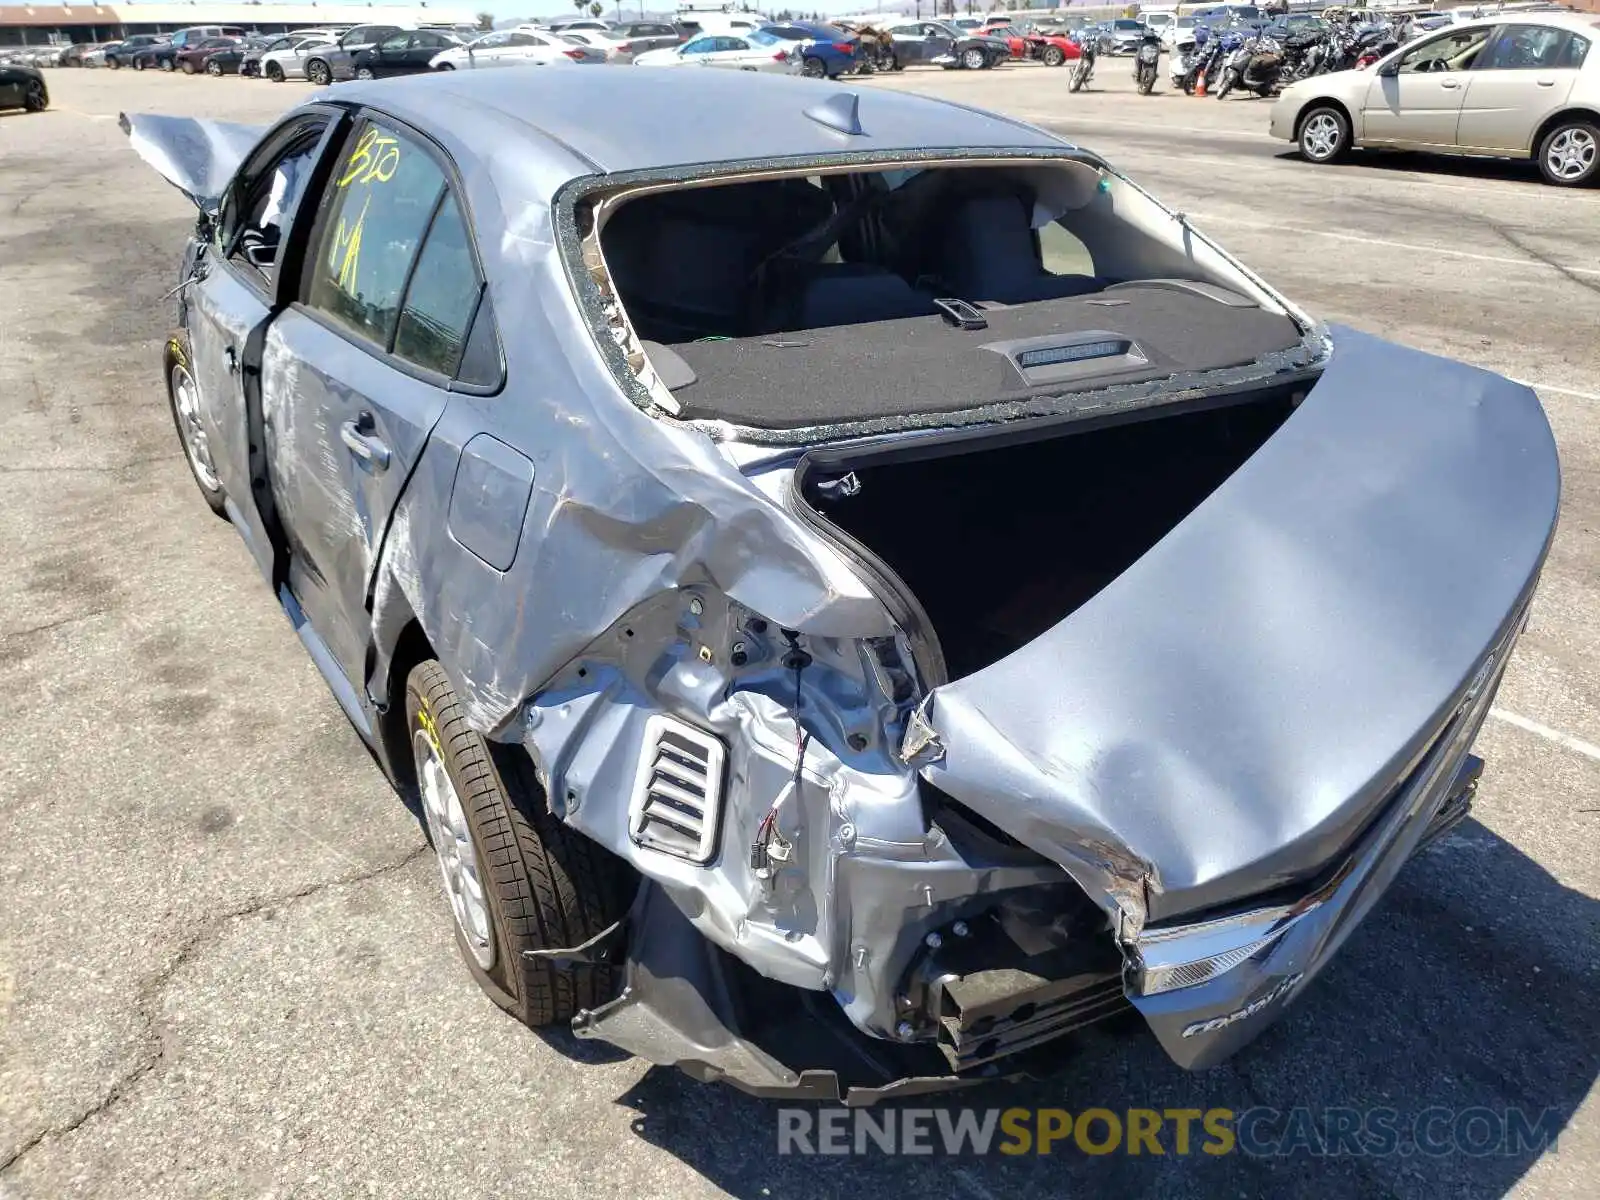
[1377,61,1399,77]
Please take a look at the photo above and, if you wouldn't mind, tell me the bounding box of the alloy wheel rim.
[169,364,219,491]
[964,48,985,69]
[1304,113,1340,160]
[1547,128,1595,182]
[414,730,494,970]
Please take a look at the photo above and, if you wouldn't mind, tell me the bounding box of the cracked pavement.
[1,68,1596,1199]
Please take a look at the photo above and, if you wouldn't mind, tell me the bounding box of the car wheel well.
[1295,99,1352,144]
[380,619,438,800]
[1532,107,1600,155]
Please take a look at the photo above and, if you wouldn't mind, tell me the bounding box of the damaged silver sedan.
[124,67,1559,1104]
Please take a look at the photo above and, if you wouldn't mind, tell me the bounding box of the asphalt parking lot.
[1,63,1597,1200]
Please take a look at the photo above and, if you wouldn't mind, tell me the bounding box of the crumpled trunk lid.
[917,325,1559,930]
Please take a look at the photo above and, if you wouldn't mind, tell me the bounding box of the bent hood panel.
[119,112,267,210]
[921,326,1559,926]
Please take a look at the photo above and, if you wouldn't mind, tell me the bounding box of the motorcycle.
[1214,35,1283,100]
[1068,32,1096,92]
[1169,34,1202,94]
[1133,30,1161,95]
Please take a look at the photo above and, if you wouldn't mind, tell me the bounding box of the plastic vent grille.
[626,715,725,864]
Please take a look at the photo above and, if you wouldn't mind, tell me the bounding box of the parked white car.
[632,30,803,72]
[556,29,634,61]
[259,36,337,82]
[430,28,606,69]
[1270,13,1599,186]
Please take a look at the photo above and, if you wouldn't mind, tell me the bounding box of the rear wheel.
[962,46,986,70]
[159,57,173,72]
[1042,45,1065,67]
[180,59,195,74]
[405,660,636,1028]
[1536,118,1598,187]
[355,66,375,80]
[205,59,223,76]
[801,55,825,78]
[132,57,146,71]
[306,58,331,85]
[165,335,227,518]
[265,61,284,82]
[1298,105,1350,163]
[22,78,47,113]
[107,57,120,70]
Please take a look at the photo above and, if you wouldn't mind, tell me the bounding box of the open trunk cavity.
[800,389,1303,681]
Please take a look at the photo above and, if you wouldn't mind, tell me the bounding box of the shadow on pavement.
[1271,147,1547,188]
[615,818,1599,1199]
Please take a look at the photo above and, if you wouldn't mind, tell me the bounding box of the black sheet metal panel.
[669,283,1304,428]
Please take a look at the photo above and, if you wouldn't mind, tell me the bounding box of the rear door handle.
[339,413,391,472]
[1536,79,1555,87]
[1440,79,1460,89]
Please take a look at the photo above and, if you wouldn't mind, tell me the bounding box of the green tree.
[589,1,604,17]
[476,11,494,30]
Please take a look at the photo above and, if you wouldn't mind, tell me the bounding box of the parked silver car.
[122,68,1557,1103]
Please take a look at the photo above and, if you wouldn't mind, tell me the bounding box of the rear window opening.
[580,161,1308,429]
[800,387,1304,680]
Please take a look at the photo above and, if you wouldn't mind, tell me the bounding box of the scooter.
[1133,30,1161,95]
[1169,33,1201,94]
[1215,36,1283,99]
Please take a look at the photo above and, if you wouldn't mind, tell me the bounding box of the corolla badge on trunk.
[1180,972,1305,1039]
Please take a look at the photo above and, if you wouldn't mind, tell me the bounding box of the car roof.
[332,64,1067,179]
[1442,12,1598,33]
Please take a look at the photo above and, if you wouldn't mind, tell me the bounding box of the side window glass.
[224,122,326,282]
[1039,221,1096,279]
[306,124,445,349]
[1561,34,1590,68]
[393,192,483,377]
[378,33,410,51]
[1479,25,1567,70]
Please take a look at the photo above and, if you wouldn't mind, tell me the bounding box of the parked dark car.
[0,61,48,111]
[764,21,857,78]
[176,37,244,75]
[129,42,183,72]
[302,24,405,84]
[231,35,281,77]
[351,29,463,79]
[611,21,684,56]
[884,20,1010,70]
[104,34,168,69]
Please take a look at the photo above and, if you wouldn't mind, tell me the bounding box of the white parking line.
[1515,379,1600,403]
[1489,708,1600,764]
[1187,214,1600,278]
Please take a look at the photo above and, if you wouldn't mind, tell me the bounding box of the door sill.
[278,584,373,739]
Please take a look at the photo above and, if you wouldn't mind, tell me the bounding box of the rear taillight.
[564,48,584,59]
[618,43,633,53]
[773,50,788,60]
[833,41,853,53]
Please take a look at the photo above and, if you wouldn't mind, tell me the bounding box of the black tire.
[106,57,120,70]
[205,60,223,77]
[801,55,825,78]
[265,61,284,82]
[159,58,173,72]
[1070,64,1089,92]
[132,58,146,71]
[180,59,195,74]
[1138,71,1155,95]
[305,58,331,85]
[355,66,375,80]
[1042,45,1065,67]
[405,660,635,1028]
[22,78,47,113]
[1297,103,1350,164]
[163,333,227,518]
[437,62,456,71]
[1215,76,1232,99]
[962,46,986,70]
[1535,117,1599,188]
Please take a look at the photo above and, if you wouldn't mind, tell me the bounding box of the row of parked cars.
[5,13,1097,86]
